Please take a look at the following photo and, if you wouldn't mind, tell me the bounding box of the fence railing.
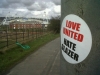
[0,25,48,52]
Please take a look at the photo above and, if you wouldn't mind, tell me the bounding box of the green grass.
[0,33,60,74]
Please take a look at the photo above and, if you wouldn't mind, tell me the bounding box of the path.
[6,37,60,75]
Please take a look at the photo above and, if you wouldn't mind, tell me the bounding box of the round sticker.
[61,14,92,64]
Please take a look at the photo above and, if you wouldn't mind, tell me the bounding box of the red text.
[63,27,84,42]
[66,20,80,31]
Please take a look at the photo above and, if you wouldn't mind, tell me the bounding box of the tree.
[47,16,60,33]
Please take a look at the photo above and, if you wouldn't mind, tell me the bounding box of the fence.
[0,25,48,52]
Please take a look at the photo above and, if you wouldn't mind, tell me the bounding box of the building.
[9,21,42,29]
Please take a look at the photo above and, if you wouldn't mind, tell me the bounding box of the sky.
[0,0,61,19]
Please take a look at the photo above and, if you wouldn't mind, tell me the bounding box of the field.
[0,32,59,74]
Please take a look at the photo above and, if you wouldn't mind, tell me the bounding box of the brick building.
[9,21,42,29]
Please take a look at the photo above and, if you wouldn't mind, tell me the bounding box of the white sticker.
[61,14,92,64]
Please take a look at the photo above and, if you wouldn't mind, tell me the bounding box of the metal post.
[28,29,29,38]
[36,24,37,39]
[6,30,8,47]
[23,29,24,40]
[16,29,17,42]
[32,28,33,38]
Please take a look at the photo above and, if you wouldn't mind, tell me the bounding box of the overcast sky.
[0,0,61,19]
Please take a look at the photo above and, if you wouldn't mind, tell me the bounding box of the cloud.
[9,3,23,9]
[27,2,43,11]
[47,5,61,18]
[0,0,61,18]
[51,0,61,5]
[53,5,61,14]
[7,0,21,3]
[16,8,28,12]
[0,0,9,8]
[27,1,55,11]
[21,0,34,6]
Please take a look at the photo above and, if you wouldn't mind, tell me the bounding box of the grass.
[0,33,60,74]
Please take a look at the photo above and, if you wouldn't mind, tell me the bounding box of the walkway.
[7,37,60,75]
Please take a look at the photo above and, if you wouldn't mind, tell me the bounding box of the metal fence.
[0,25,47,52]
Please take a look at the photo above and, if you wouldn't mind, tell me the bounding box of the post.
[16,29,17,42]
[23,29,24,40]
[32,27,34,38]
[36,24,37,39]
[6,30,8,47]
[61,0,100,75]
[28,29,29,38]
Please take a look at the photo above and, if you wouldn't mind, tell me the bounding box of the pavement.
[6,37,60,75]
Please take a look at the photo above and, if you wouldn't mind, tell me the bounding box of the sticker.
[61,14,92,64]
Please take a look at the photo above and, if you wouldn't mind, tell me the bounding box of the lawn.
[0,33,60,74]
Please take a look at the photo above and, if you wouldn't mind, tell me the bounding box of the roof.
[10,21,41,24]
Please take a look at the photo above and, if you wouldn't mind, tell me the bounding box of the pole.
[61,0,100,75]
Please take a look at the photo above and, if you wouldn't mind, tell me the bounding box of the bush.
[47,16,60,33]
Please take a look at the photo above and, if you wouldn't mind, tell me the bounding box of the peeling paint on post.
[61,0,100,75]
